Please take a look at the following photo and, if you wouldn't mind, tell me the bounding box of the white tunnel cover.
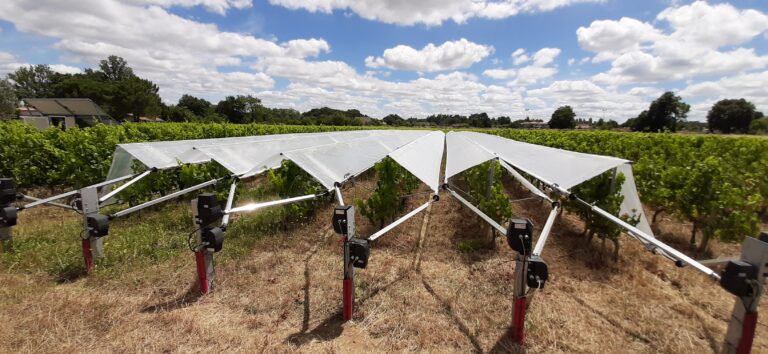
[282,130,432,190]
[445,131,653,236]
[388,131,445,193]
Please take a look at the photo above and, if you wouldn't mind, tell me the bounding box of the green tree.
[0,80,17,114]
[177,94,212,117]
[7,64,58,98]
[98,55,134,82]
[469,112,492,128]
[382,114,404,126]
[357,157,420,229]
[112,76,162,121]
[633,91,690,132]
[548,105,576,129]
[707,98,762,134]
[215,95,262,123]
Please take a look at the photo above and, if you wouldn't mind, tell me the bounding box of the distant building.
[19,98,116,130]
[519,121,549,129]
[575,124,592,130]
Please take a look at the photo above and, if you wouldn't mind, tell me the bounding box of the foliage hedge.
[0,121,371,189]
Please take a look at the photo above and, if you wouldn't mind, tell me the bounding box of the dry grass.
[0,179,766,353]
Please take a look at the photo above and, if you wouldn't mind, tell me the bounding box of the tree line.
[1,55,765,133]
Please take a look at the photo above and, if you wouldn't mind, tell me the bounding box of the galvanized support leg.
[191,197,217,295]
[80,186,103,273]
[722,235,768,354]
[511,255,528,344]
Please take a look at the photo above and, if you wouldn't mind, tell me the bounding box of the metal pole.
[79,186,102,273]
[448,188,507,235]
[220,180,237,228]
[340,194,355,321]
[369,201,431,241]
[335,186,344,206]
[111,178,221,219]
[532,204,559,257]
[99,169,153,203]
[190,198,214,294]
[511,254,528,344]
[574,197,720,280]
[226,193,317,214]
[21,195,73,210]
[498,159,552,202]
[20,189,79,210]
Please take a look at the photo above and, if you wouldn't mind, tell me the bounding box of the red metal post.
[737,311,758,354]
[342,238,354,321]
[511,296,527,344]
[195,250,209,295]
[82,238,94,273]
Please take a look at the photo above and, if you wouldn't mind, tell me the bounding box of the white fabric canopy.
[445,131,653,236]
[388,131,445,192]
[282,130,431,190]
[105,131,381,179]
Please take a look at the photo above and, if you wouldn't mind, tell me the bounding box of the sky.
[0,0,767,122]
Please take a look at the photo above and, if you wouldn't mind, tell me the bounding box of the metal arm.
[220,180,238,228]
[448,187,507,235]
[572,196,720,280]
[335,186,345,206]
[111,178,222,219]
[226,193,318,214]
[21,195,74,210]
[369,200,431,241]
[532,203,559,257]
[498,159,552,203]
[20,173,137,210]
[99,169,153,203]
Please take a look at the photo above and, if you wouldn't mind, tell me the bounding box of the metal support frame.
[339,196,356,321]
[20,173,135,211]
[368,200,432,242]
[447,187,507,235]
[511,254,528,344]
[498,159,552,203]
[190,198,216,294]
[80,186,103,273]
[111,178,222,219]
[99,169,153,203]
[220,180,238,229]
[722,235,768,354]
[226,193,317,214]
[532,203,559,257]
[21,195,73,210]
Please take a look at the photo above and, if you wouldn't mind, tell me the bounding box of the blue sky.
[1,0,767,122]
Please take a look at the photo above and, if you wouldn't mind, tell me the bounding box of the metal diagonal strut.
[532,203,559,257]
[226,193,317,214]
[221,180,238,228]
[448,187,507,235]
[368,200,432,242]
[573,195,720,280]
[99,169,154,203]
[111,178,222,219]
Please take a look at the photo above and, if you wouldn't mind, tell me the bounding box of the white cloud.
[680,70,768,120]
[511,48,529,65]
[485,47,560,87]
[49,64,83,74]
[577,17,661,63]
[531,47,561,67]
[365,39,493,72]
[513,66,557,86]
[526,80,650,121]
[282,38,330,58]
[269,0,602,26]
[581,2,768,85]
[126,0,252,15]
[482,68,516,80]
[0,52,25,77]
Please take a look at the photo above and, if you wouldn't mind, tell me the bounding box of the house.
[519,121,549,129]
[19,98,116,130]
